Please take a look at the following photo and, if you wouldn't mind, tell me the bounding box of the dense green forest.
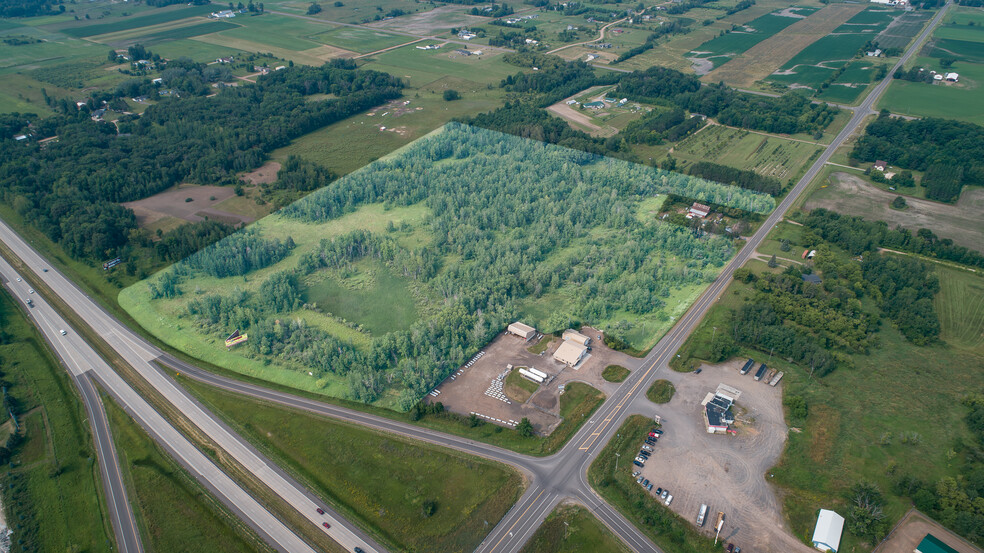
[851,114,984,201]
[0,0,63,17]
[0,61,401,263]
[132,124,774,407]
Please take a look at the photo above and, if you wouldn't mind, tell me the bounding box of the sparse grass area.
[645,380,675,404]
[179,376,524,553]
[0,291,113,553]
[504,369,539,403]
[304,261,420,335]
[935,266,984,350]
[57,5,215,37]
[311,27,407,53]
[588,415,717,553]
[602,364,630,383]
[519,503,631,553]
[104,399,274,553]
[527,335,553,355]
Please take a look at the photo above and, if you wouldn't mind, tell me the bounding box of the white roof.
[508,322,536,335]
[812,509,844,552]
[945,72,959,80]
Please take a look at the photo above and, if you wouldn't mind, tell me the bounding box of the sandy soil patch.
[688,56,716,76]
[122,184,252,229]
[241,161,281,185]
[805,172,984,252]
[703,3,866,88]
[874,510,983,553]
[547,102,604,133]
[774,7,808,18]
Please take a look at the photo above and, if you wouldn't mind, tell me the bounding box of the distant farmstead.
[688,202,711,218]
[507,322,537,341]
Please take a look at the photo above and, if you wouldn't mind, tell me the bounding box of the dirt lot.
[703,3,866,88]
[874,510,984,553]
[366,6,484,35]
[240,161,281,185]
[632,358,812,553]
[805,172,984,252]
[122,184,255,229]
[428,327,639,435]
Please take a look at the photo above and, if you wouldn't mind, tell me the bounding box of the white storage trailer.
[518,368,545,383]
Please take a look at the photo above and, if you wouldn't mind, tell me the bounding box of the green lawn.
[589,416,717,553]
[602,364,630,383]
[311,27,408,53]
[305,261,420,335]
[180,377,524,553]
[504,369,540,402]
[0,291,113,553]
[645,380,675,404]
[519,504,631,553]
[104,399,274,553]
[935,266,984,350]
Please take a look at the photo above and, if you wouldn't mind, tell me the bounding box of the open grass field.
[54,5,215,38]
[878,56,984,124]
[0,292,113,553]
[363,44,518,86]
[602,364,630,382]
[181,377,524,553]
[116,21,239,46]
[704,3,866,88]
[646,379,675,404]
[305,261,420,335]
[519,504,631,553]
[266,0,440,25]
[310,27,407,53]
[671,223,984,552]
[504,369,540,403]
[104,399,274,553]
[929,37,984,63]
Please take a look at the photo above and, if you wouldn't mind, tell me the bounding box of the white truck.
[696,504,708,527]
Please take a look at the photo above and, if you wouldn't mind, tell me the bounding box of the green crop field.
[929,37,984,63]
[182,376,524,553]
[123,124,774,407]
[0,292,112,553]
[55,5,215,38]
[131,20,239,44]
[687,10,808,70]
[519,504,631,553]
[878,57,984,124]
[364,45,519,86]
[668,125,822,184]
[104,399,274,553]
[217,18,324,51]
[310,27,407,53]
[840,7,899,26]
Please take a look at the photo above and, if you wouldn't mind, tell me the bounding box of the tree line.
[852,113,984,202]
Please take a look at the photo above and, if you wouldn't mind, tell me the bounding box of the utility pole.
[615,452,620,472]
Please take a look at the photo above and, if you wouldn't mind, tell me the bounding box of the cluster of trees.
[726,0,755,15]
[460,102,624,156]
[803,208,984,270]
[666,0,712,14]
[613,20,690,64]
[729,299,839,376]
[894,65,936,83]
[183,228,295,277]
[471,3,513,16]
[162,124,771,405]
[617,107,705,145]
[684,161,783,196]
[501,53,619,106]
[489,30,537,48]
[852,114,984,201]
[0,0,63,17]
[861,253,940,345]
[0,61,403,261]
[892,395,984,548]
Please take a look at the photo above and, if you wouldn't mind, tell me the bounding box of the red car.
[316,508,325,515]
[323,522,331,529]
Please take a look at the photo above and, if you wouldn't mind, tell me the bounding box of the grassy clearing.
[0,292,113,553]
[519,503,631,553]
[57,5,215,38]
[602,364,630,383]
[180,376,524,553]
[645,380,675,404]
[527,335,553,355]
[363,46,518,86]
[305,261,419,335]
[504,369,539,403]
[311,27,407,53]
[589,415,717,553]
[103,399,274,553]
[935,266,984,350]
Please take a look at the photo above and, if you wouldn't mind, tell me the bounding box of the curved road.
[0,3,949,552]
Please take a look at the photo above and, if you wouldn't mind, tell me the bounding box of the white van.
[697,504,708,527]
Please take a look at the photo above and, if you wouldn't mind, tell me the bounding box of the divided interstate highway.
[0,3,949,551]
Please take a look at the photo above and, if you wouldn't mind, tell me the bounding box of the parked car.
[632,470,640,478]
[726,544,734,553]
[637,476,644,484]
[652,428,663,435]
[665,494,673,506]
[634,456,646,463]
[642,445,653,452]
[642,479,649,487]
[646,483,653,492]
[734,547,741,553]
[660,490,668,500]
[655,487,662,496]
[632,461,644,467]
[695,367,702,374]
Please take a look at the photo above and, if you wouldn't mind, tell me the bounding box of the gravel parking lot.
[632,358,814,553]
[428,327,640,434]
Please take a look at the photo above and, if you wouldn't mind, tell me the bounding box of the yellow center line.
[489,488,546,551]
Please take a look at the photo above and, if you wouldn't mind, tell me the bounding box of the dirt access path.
[547,17,627,55]
[704,3,866,88]
[874,509,984,553]
[805,172,984,252]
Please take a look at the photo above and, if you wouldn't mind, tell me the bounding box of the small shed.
[507,322,537,341]
[812,509,844,552]
[945,72,959,82]
[915,534,958,553]
[563,329,591,346]
[553,340,588,367]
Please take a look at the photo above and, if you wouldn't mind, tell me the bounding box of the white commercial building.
[812,509,845,552]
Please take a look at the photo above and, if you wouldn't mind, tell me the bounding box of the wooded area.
[140,124,774,407]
